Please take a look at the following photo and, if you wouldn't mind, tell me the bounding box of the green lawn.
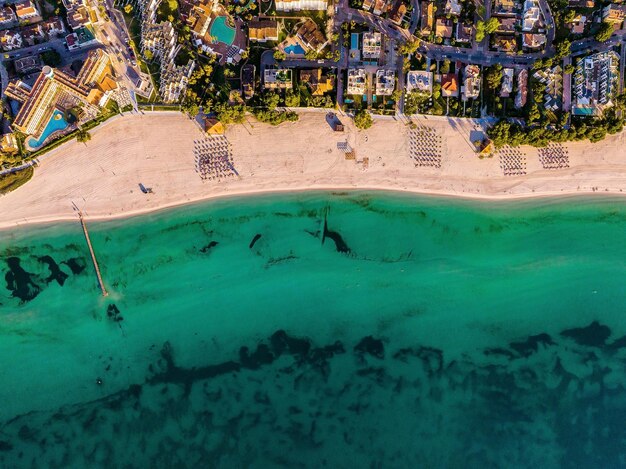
[0,166,34,195]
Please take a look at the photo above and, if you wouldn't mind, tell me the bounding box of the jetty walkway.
[78,211,108,297]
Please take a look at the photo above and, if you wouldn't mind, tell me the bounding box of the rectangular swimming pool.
[351,33,359,50]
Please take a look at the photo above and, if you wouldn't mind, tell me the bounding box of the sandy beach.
[0,110,625,229]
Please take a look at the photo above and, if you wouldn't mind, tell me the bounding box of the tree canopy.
[354,109,373,129]
[595,22,614,42]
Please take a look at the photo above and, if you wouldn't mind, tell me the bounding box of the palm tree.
[76,128,91,144]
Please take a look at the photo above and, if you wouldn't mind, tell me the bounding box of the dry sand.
[1,110,626,229]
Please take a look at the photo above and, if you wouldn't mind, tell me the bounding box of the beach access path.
[0,111,626,229]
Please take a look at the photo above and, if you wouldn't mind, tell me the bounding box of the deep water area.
[1,192,626,468]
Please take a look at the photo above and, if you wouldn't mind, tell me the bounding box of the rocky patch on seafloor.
[322,218,350,254]
[2,322,626,468]
[354,335,385,359]
[509,333,555,357]
[4,257,40,303]
[3,255,86,303]
[62,257,87,275]
[248,234,262,249]
[561,321,612,347]
[37,255,69,286]
[147,330,346,395]
[199,241,219,254]
[106,304,124,331]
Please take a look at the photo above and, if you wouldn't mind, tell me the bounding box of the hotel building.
[5,49,116,139]
[571,51,620,116]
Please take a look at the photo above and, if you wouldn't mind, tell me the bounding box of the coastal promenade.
[0,111,626,229]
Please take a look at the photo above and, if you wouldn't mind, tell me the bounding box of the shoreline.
[1,111,626,231]
[4,184,626,232]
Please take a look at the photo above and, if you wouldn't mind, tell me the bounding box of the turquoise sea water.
[1,191,626,468]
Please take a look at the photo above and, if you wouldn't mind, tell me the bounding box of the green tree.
[253,109,299,125]
[353,109,373,129]
[273,50,286,61]
[475,21,485,42]
[398,38,420,55]
[527,103,541,124]
[304,49,317,60]
[476,17,500,42]
[284,90,300,107]
[41,50,61,67]
[563,64,575,74]
[485,64,503,91]
[215,103,246,124]
[76,129,91,143]
[432,82,441,100]
[564,10,576,24]
[124,4,133,14]
[261,91,281,110]
[595,22,614,42]
[485,17,500,34]
[555,39,571,59]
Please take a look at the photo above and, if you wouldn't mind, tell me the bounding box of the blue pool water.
[210,16,236,46]
[284,43,305,55]
[26,110,69,149]
[351,33,359,49]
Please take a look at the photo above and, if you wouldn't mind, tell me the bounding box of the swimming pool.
[26,110,69,149]
[284,43,305,55]
[351,33,359,50]
[210,16,236,46]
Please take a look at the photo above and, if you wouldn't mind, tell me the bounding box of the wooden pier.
[78,211,108,297]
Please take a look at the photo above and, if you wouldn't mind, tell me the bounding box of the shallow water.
[1,192,626,468]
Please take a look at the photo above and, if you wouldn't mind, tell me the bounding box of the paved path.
[562,56,572,113]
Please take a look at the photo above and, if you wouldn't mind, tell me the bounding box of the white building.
[462,64,480,101]
[444,0,462,16]
[132,0,195,103]
[160,61,195,103]
[522,0,542,31]
[375,69,395,96]
[347,68,367,95]
[515,69,528,108]
[533,65,563,110]
[501,68,514,96]
[0,6,16,27]
[275,0,327,11]
[406,70,433,95]
[0,30,22,50]
[362,32,382,60]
